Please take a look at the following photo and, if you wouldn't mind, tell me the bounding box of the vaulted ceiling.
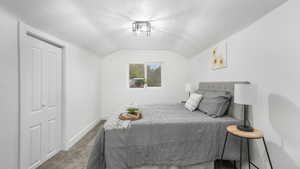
[0,0,286,57]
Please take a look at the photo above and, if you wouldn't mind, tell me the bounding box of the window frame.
[127,62,163,89]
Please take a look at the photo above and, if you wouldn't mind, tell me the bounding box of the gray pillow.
[198,91,232,117]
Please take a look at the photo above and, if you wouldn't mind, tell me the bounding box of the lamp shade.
[185,83,192,92]
[234,84,256,105]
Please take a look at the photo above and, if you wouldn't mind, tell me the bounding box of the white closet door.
[20,34,62,169]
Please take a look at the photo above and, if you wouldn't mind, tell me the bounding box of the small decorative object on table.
[127,107,139,115]
[119,107,142,121]
[220,125,273,169]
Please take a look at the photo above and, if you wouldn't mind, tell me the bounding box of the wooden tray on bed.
[119,112,142,121]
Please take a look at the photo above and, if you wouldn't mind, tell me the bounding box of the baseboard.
[63,118,101,151]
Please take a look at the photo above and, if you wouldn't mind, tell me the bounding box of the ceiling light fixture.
[132,21,151,36]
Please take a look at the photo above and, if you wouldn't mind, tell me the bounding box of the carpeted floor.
[38,121,233,169]
[37,121,104,169]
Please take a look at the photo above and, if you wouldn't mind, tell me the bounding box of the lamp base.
[237,125,254,132]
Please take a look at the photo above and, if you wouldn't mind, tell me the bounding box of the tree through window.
[129,63,162,88]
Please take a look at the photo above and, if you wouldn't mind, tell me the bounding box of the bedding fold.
[87,126,106,169]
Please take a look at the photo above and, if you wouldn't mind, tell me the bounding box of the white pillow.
[185,93,203,111]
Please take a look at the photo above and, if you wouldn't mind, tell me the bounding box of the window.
[146,64,162,87]
[129,64,145,88]
[129,63,162,88]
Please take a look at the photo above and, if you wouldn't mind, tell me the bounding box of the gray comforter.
[87,104,240,169]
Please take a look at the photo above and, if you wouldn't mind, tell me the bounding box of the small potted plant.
[119,104,142,120]
[127,107,139,115]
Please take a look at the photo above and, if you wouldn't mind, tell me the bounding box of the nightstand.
[220,125,273,169]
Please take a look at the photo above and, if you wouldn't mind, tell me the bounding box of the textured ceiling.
[0,0,286,57]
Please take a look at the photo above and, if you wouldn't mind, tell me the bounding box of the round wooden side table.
[220,125,274,169]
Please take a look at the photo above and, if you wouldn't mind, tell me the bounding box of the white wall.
[189,0,300,168]
[101,50,188,118]
[0,7,102,168]
[0,8,19,169]
[64,45,102,149]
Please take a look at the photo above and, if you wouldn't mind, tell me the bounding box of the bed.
[87,82,249,169]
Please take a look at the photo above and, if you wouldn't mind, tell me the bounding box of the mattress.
[87,104,240,169]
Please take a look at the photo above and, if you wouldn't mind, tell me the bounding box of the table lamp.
[234,84,256,132]
[185,83,192,97]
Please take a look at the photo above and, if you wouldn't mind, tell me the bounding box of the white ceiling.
[0,0,286,57]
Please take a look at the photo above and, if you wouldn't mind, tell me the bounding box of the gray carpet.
[37,121,104,169]
[37,121,233,169]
